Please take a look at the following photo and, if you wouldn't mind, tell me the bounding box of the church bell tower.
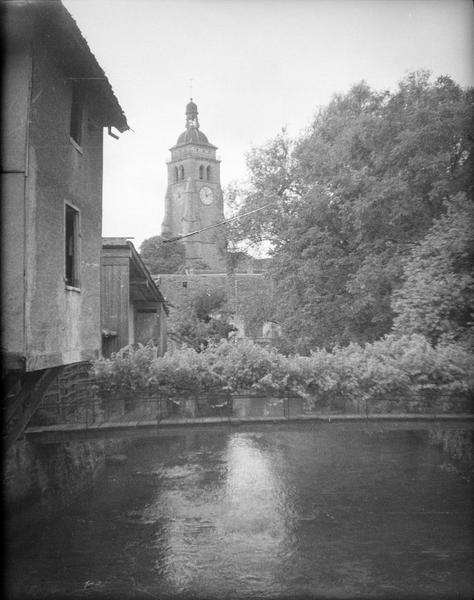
[161,99,227,272]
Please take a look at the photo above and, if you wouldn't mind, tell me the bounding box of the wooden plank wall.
[101,256,130,356]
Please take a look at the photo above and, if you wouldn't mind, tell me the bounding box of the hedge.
[92,335,474,410]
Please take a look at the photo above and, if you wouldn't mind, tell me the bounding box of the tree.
[170,288,236,351]
[392,193,474,348]
[139,235,185,274]
[224,129,300,252]
[230,72,473,352]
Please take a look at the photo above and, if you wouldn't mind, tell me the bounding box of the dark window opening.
[65,204,79,287]
[206,165,211,180]
[199,165,204,180]
[70,82,84,145]
[174,166,179,182]
[179,165,184,180]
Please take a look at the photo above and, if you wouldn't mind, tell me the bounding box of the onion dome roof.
[176,128,209,145]
[186,100,198,114]
[173,98,214,146]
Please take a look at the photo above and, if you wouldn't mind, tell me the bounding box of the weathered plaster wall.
[1,14,32,365]
[1,175,26,363]
[23,36,103,370]
[0,10,31,171]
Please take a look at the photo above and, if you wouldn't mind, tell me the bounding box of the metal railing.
[28,391,473,431]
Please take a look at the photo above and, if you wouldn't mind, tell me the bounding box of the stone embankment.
[5,436,129,534]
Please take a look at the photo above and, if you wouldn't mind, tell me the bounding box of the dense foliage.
[392,193,474,348]
[100,72,473,414]
[169,287,237,351]
[93,337,473,410]
[229,71,473,353]
[139,235,186,274]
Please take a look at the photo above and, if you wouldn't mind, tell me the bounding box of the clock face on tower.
[199,186,213,205]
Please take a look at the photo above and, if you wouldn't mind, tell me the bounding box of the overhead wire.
[162,202,275,243]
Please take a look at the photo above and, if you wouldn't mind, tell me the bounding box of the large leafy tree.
[231,71,473,352]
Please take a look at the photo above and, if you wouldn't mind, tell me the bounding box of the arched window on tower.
[179,165,184,180]
[174,167,179,182]
[206,165,211,181]
[199,165,204,180]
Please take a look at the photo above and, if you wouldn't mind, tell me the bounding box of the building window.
[199,165,204,180]
[206,165,211,181]
[179,165,184,180]
[65,203,80,288]
[69,82,84,146]
[174,166,179,182]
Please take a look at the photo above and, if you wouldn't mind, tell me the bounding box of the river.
[6,422,474,599]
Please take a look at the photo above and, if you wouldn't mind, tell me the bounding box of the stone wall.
[5,436,129,534]
[4,363,130,532]
[157,271,276,341]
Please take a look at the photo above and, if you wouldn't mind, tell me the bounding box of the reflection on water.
[155,435,290,597]
[232,396,305,417]
[6,424,474,599]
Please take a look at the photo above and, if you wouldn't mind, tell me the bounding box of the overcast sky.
[63,0,473,249]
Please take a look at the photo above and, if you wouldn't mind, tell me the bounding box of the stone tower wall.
[161,101,226,272]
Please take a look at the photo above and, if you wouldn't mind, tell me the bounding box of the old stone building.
[161,99,227,272]
[158,100,279,346]
[2,0,128,382]
[1,0,129,508]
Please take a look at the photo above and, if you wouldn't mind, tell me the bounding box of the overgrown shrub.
[205,339,288,394]
[92,343,158,396]
[92,336,473,411]
[148,346,222,397]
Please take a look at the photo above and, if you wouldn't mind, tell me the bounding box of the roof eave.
[25,0,129,133]
[169,141,218,151]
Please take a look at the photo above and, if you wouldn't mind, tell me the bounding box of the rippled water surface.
[6,424,474,599]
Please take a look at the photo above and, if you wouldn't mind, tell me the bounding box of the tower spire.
[185,98,199,129]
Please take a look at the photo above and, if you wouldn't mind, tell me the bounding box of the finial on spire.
[185,97,199,129]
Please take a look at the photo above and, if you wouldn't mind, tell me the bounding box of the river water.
[6,423,474,599]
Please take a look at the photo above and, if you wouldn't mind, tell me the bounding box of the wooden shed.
[101,238,168,357]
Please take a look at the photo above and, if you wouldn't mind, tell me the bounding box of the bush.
[149,347,222,397]
[204,339,287,394]
[93,343,158,396]
[92,336,473,411]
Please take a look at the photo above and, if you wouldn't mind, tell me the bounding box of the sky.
[62,0,474,249]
